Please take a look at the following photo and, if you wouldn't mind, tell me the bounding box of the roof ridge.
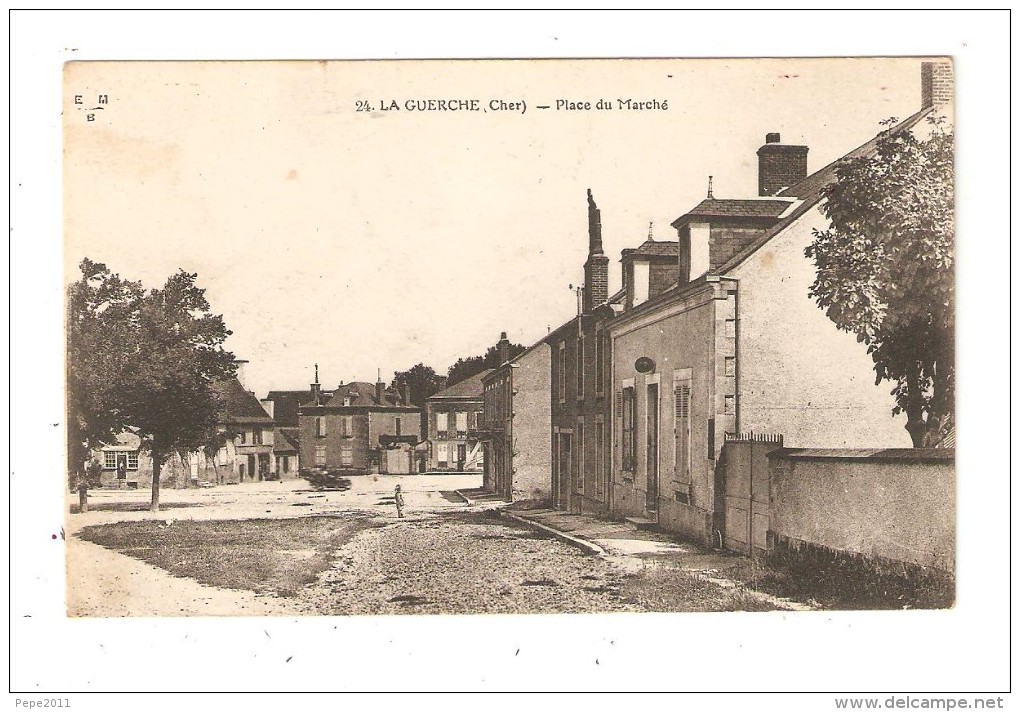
[717,106,935,274]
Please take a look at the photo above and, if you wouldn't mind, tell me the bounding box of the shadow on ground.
[69,501,208,514]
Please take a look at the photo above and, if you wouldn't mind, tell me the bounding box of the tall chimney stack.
[310,363,322,405]
[757,133,808,196]
[497,331,510,365]
[583,189,610,313]
[375,369,385,404]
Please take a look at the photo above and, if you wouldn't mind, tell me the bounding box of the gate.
[722,432,783,555]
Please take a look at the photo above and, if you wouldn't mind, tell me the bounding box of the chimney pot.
[766,132,781,144]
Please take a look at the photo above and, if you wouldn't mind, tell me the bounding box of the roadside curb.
[501,511,606,557]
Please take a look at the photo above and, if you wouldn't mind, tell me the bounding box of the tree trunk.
[78,482,89,513]
[903,375,928,448]
[150,451,163,512]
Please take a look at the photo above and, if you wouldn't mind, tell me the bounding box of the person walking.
[394,484,405,519]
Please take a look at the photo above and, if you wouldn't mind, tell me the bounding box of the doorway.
[559,432,572,509]
[646,382,659,514]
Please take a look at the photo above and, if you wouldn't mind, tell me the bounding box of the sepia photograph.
[63,56,955,618]
[8,9,1012,701]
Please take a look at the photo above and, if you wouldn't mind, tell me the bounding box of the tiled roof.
[273,427,299,453]
[677,198,794,221]
[716,106,934,274]
[622,239,679,258]
[321,382,411,408]
[431,369,493,399]
[265,389,333,426]
[212,378,274,425]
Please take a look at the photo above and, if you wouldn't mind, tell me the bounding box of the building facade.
[298,376,420,474]
[545,190,632,516]
[426,369,490,473]
[480,333,552,502]
[96,373,277,486]
[606,79,943,543]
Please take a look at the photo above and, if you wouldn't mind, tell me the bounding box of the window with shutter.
[576,336,585,398]
[673,372,693,485]
[621,387,636,472]
[675,385,690,419]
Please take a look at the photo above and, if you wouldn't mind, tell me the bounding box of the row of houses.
[476,61,954,555]
[95,361,491,486]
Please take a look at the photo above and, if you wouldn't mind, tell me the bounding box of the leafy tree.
[391,363,447,440]
[66,259,144,491]
[390,363,447,409]
[125,271,238,509]
[805,116,954,447]
[66,261,237,511]
[447,342,526,386]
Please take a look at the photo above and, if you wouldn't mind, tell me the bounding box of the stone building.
[298,373,420,474]
[545,190,642,515]
[479,333,552,502]
[96,371,276,486]
[426,369,491,473]
[607,63,949,544]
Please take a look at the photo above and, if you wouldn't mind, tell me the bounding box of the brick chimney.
[497,331,510,364]
[403,383,413,408]
[375,369,385,404]
[921,60,953,109]
[757,133,808,196]
[583,189,610,313]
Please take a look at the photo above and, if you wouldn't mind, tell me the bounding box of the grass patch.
[619,568,780,613]
[730,549,955,610]
[77,516,378,597]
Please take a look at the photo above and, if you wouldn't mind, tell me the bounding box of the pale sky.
[64,58,925,397]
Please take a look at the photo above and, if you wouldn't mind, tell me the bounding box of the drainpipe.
[508,363,520,502]
[733,285,741,436]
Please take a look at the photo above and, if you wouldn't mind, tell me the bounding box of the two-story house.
[426,369,490,473]
[479,333,552,502]
[298,375,420,474]
[607,62,948,544]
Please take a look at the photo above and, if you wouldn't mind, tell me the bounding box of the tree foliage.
[390,363,447,409]
[447,342,526,386]
[66,259,144,489]
[805,116,954,447]
[66,260,237,509]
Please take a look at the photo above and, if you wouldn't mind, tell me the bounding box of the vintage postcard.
[63,57,955,621]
